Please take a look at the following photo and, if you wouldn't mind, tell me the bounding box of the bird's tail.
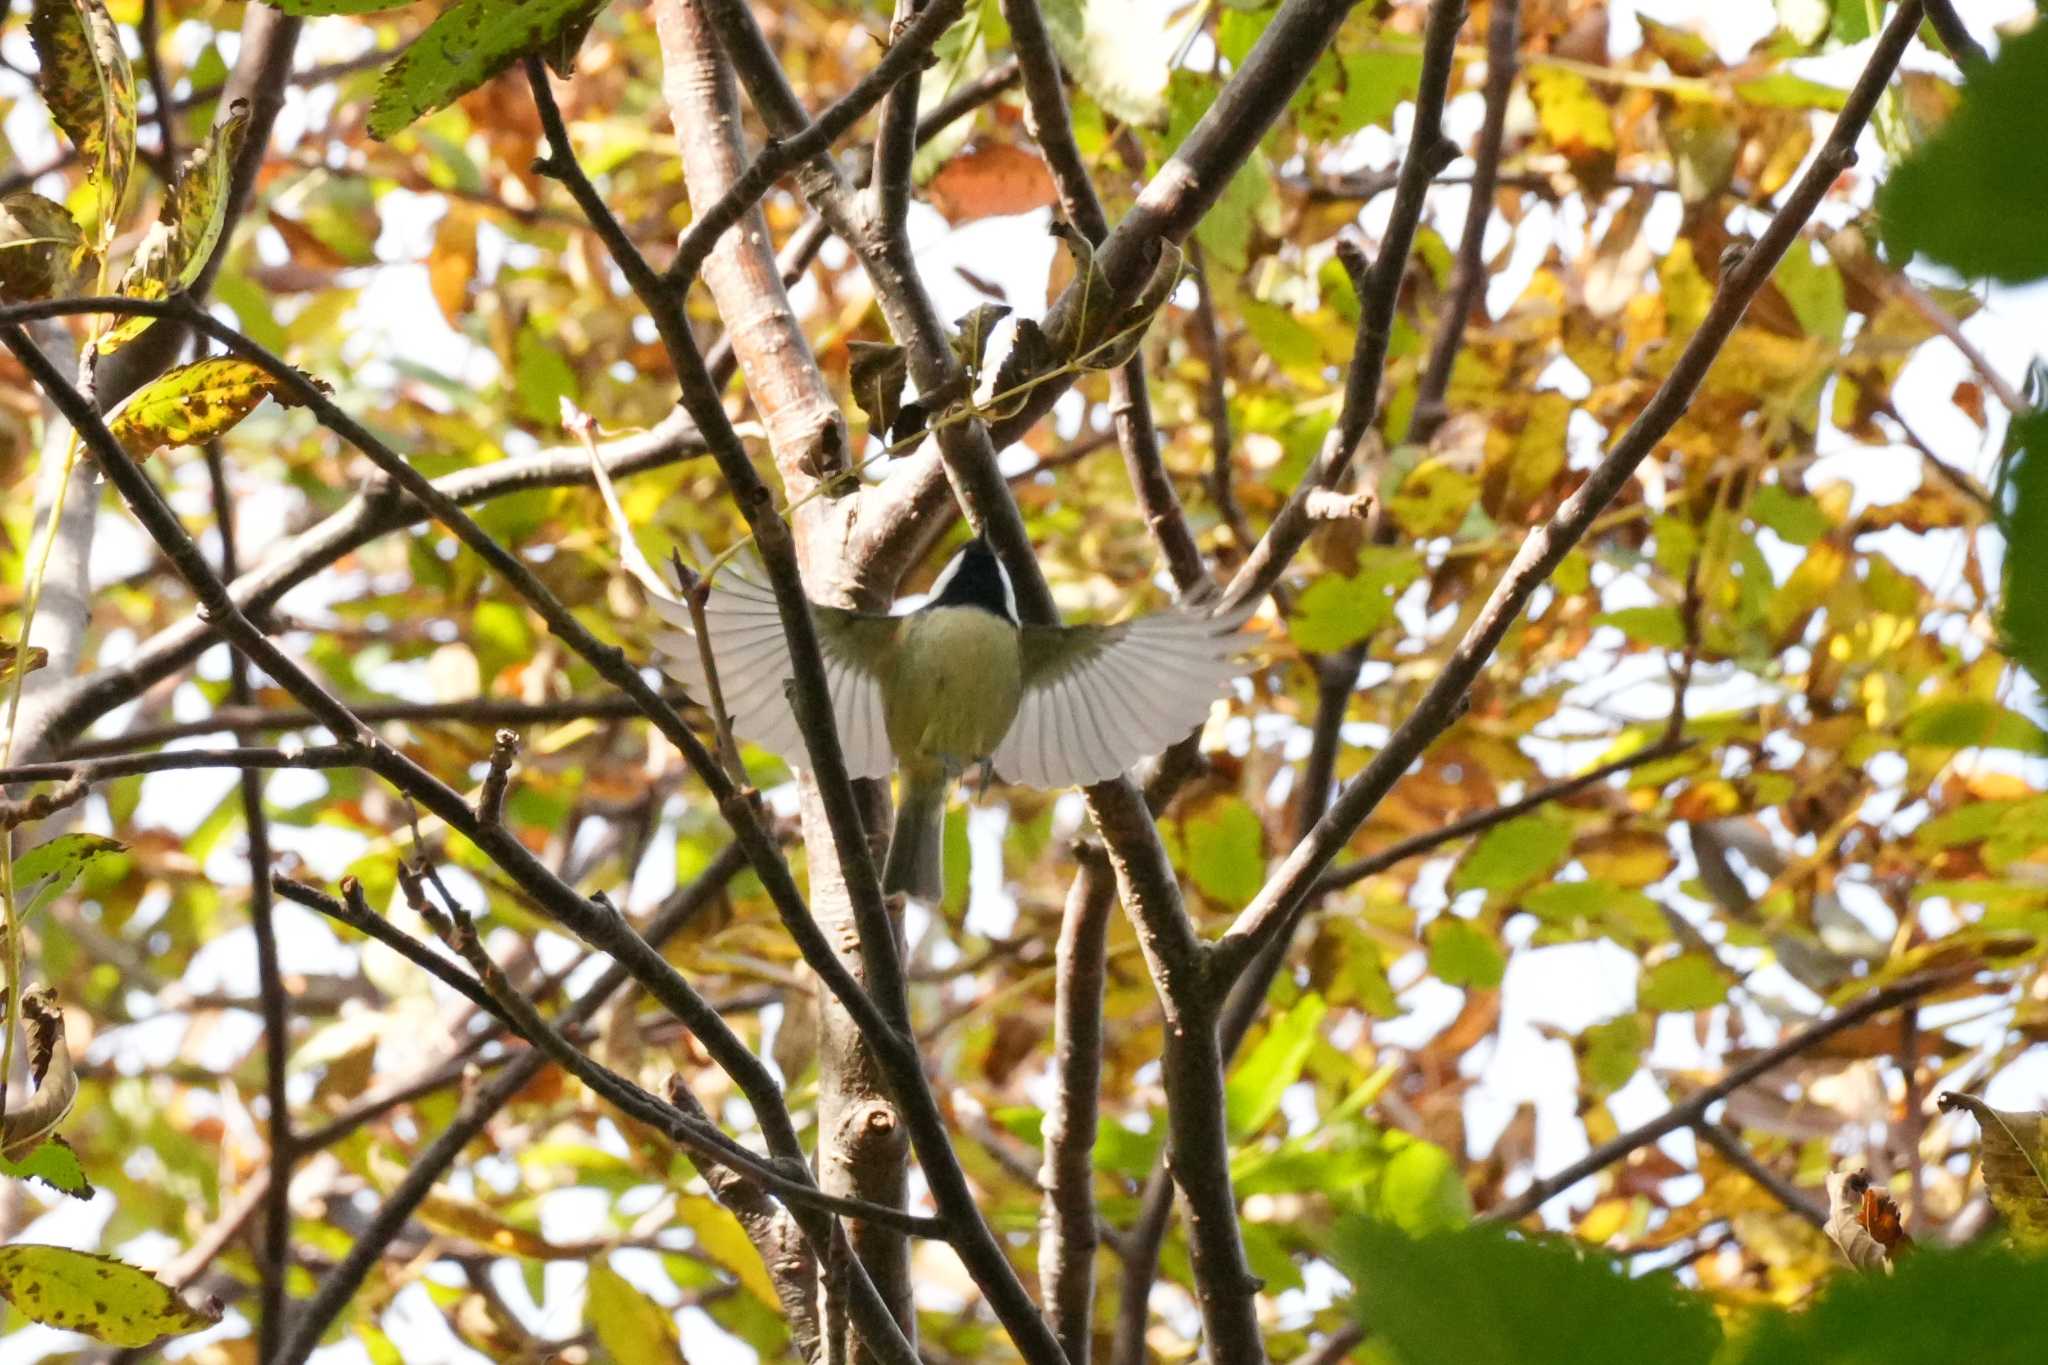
[883,775,947,903]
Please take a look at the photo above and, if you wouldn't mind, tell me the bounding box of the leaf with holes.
[98,101,251,354]
[0,1246,219,1347]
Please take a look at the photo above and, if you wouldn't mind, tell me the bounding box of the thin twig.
[200,437,294,1358]
[1483,968,1965,1223]
[1040,845,1116,1364]
[1692,1121,1827,1228]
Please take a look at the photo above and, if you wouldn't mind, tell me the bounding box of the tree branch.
[1483,969,1963,1224]
[1214,0,1929,980]
[199,437,294,1358]
[1220,0,1465,617]
[1692,1121,1826,1228]
[1039,845,1116,1364]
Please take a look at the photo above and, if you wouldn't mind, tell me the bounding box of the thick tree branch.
[550,24,1072,1359]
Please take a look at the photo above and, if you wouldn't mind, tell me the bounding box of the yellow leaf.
[585,1259,688,1365]
[674,1194,781,1309]
[0,1245,219,1347]
[1940,1091,2048,1252]
[105,357,317,458]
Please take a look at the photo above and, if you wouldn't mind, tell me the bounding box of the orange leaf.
[926,143,1058,225]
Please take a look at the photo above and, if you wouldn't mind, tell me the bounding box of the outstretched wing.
[650,565,897,780]
[991,597,1254,790]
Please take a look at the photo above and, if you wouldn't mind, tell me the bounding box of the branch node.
[479,728,519,827]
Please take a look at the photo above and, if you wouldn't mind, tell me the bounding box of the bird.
[649,537,1255,901]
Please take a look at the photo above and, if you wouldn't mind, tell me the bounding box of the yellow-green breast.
[884,606,1023,777]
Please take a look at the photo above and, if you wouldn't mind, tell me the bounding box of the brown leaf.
[926,142,1058,225]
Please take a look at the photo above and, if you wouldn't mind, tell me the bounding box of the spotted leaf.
[105,357,322,459]
[28,0,136,219]
[0,1246,219,1347]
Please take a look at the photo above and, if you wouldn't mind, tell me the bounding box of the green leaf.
[1733,73,1848,110]
[1637,953,1728,1012]
[1772,242,1847,342]
[1879,23,2048,282]
[0,1246,219,1347]
[1723,1244,2048,1365]
[1240,299,1322,376]
[1185,797,1265,906]
[1296,46,1422,140]
[1595,605,1686,649]
[1336,1221,1721,1365]
[98,100,251,354]
[1936,1092,2048,1251]
[1899,699,2048,754]
[105,357,318,458]
[1227,993,1327,1135]
[1038,0,1173,126]
[1428,917,1506,989]
[1579,1014,1646,1096]
[1289,551,1421,653]
[513,325,579,426]
[1451,813,1571,894]
[1827,0,1871,45]
[12,832,126,920]
[1750,483,1832,545]
[585,1259,685,1363]
[0,1137,94,1200]
[0,191,90,303]
[1996,409,2048,700]
[29,0,137,217]
[368,0,609,139]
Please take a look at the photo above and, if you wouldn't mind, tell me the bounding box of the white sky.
[5,0,2048,1361]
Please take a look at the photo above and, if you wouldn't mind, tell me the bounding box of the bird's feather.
[991,594,1254,789]
[651,562,897,780]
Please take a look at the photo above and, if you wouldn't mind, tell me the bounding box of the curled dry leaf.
[1,987,77,1163]
[97,100,252,355]
[1824,1167,1904,1272]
